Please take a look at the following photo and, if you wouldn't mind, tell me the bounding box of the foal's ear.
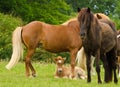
[63,57,66,61]
[96,14,102,19]
[77,7,81,12]
[87,7,91,13]
[54,58,58,62]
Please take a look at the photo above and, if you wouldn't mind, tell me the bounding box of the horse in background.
[6,19,82,78]
[78,7,118,83]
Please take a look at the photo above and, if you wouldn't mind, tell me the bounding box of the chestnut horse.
[6,20,82,77]
[78,7,118,83]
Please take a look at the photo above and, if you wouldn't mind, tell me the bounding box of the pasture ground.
[0,61,119,87]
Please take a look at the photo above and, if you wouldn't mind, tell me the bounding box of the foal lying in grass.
[54,56,87,79]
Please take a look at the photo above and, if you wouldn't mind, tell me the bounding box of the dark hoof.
[98,80,102,84]
[32,74,36,77]
[114,79,118,84]
[87,79,91,83]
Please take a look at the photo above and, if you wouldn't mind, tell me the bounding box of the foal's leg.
[25,48,36,77]
[70,49,78,78]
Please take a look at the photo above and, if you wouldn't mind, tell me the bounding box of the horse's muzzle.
[80,33,85,39]
[58,68,63,73]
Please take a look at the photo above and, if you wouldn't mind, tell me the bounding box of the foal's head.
[77,7,94,40]
[54,56,66,73]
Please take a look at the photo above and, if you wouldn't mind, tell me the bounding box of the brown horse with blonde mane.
[6,19,82,78]
[78,7,118,83]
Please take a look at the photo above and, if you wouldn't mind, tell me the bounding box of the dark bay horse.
[78,7,118,83]
[6,20,82,77]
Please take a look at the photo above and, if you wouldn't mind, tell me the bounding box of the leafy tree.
[110,1,120,29]
[0,13,23,59]
[66,0,117,15]
[0,0,73,24]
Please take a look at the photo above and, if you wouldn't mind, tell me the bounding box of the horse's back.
[100,22,117,52]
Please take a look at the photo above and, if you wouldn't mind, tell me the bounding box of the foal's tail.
[6,27,23,70]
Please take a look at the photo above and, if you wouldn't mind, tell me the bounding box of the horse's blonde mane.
[61,18,77,25]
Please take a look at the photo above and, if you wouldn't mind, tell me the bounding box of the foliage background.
[0,0,120,62]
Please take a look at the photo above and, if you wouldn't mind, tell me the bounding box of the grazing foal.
[54,56,87,79]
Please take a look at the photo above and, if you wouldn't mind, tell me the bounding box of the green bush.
[0,13,23,60]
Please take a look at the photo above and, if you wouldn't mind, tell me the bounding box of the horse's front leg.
[95,49,102,84]
[86,53,91,83]
[70,49,78,78]
[25,49,36,77]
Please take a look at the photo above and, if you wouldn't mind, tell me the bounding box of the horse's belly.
[41,41,68,53]
[102,39,116,52]
[44,46,68,53]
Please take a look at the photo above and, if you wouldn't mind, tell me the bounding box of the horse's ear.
[63,57,66,61]
[77,7,81,12]
[87,7,90,13]
[54,58,58,62]
[96,14,102,19]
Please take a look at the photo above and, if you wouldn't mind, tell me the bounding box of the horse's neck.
[68,21,80,34]
[87,19,101,43]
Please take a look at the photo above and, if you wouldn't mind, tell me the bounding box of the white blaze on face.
[117,34,120,38]
[58,60,62,63]
[57,60,63,73]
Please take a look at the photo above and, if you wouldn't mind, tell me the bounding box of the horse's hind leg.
[25,48,36,77]
[118,56,120,77]
[107,48,118,83]
[101,53,109,83]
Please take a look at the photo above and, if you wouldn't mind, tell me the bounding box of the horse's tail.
[76,47,86,70]
[6,27,23,70]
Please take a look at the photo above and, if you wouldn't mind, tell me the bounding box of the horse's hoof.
[104,80,110,83]
[87,80,91,83]
[98,81,102,84]
[114,79,118,84]
[32,74,36,77]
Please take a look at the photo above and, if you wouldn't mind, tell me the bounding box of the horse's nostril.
[80,33,85,36]
[59,70,62,72]
[80,33,85,39]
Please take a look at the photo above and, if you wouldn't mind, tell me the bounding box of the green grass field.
[0,61,119,87]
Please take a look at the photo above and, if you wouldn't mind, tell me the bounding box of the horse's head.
[77,7,93,40]
[54,56,66,73]
[94,13,110,20]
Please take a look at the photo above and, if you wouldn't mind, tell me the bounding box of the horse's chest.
[83,40,99,55]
